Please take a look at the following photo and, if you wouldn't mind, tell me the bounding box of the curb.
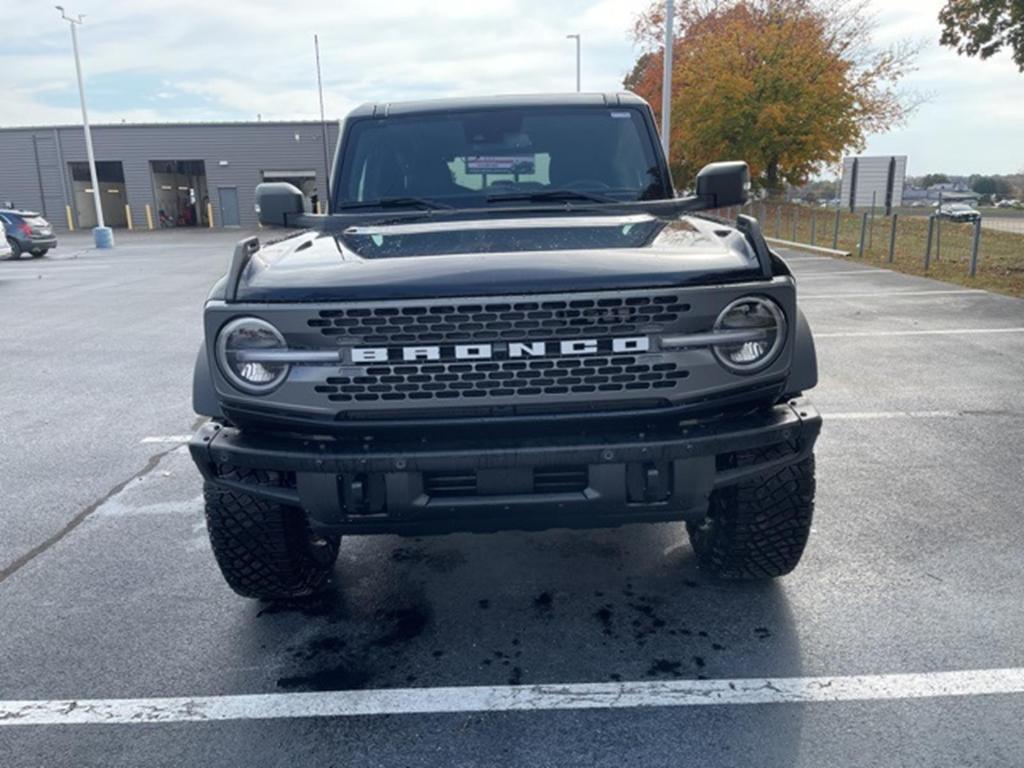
[765,237,851,258]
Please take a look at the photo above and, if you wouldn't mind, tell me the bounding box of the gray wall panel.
[0,121,340,231]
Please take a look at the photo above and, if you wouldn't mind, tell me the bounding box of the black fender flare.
[193,341,225,419]
[786,309,818,396]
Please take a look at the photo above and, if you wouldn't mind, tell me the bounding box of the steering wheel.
[562,179,613,191]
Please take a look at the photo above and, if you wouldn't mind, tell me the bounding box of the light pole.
[56,5,112,248]
[566,34,580,92]
[661,0,674,161]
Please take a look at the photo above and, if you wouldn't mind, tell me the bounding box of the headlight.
[712,297,786,374]
[215,317,289,394]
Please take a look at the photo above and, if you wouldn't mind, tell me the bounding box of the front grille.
[533,466,589,493]
[423,471,477,497]
[423,466,589,497]
[308,295,690,345]
[314,355,690,403]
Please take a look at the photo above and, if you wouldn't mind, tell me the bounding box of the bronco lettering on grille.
[349,336,650,363]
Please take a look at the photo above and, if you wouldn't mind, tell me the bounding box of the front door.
[218,187,239,227]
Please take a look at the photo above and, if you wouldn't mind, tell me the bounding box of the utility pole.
[566,34,581,92]
[314,34,331,214]
[661,0,674,160]
[56,6,111,247]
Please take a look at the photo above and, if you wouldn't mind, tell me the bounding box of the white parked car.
[0,220,13,260]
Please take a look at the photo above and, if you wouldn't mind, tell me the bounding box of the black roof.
[349,92,649,119]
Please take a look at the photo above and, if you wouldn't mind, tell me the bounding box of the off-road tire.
[204,467,340,599]
[687,446,815,580]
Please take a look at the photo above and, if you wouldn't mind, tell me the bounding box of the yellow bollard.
[125,204,133,231]
[65,205,75,231]
[145,204,154,230]
[207,202,214,228]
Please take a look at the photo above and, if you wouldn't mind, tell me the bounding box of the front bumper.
[190,399,821,535]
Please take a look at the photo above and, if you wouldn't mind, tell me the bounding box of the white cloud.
[1,0,1020,174]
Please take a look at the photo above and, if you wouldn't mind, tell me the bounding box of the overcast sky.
[3,0,1021,177]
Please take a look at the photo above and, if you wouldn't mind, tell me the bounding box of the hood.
[235,213,764,302]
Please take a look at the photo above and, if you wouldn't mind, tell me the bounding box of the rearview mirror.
[695,161,750,209]
[255,182,306,227]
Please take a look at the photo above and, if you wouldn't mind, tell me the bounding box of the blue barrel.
[93,226,114,249]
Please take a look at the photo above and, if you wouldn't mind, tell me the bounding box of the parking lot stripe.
[796,269,896,278]
[140,435,194,444]
[801,289,985,299]
[826,411,960,420]
[817,327,1024,339]
[3,668,1024,726]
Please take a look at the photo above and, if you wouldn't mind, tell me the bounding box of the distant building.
[0,120,340,231]
[902,180,980,204]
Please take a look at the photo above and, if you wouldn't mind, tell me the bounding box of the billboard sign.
[840,155,907,213]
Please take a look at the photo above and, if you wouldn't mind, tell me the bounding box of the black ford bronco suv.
[189,93,821,600]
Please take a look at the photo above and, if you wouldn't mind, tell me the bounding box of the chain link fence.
[709,202,1024,297]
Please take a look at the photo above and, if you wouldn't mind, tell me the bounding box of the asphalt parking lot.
[1,228,1023,766]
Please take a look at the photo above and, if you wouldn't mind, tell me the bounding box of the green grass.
[746,203,1024,298]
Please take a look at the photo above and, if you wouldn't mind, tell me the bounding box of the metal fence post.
[888,214,898,264]
[868,190,876,249]
[924,216,935,270]
[969,219,982,277]
[858,212,868,259]
[810,213,817,245]
[832,207,841,249]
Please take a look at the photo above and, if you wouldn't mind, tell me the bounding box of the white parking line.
[140,435,193,444]
[826,411,960,420]
[801,289,985,300]
[3,667,1024,726]
[817,327,1024,339]
[796,269,894,278]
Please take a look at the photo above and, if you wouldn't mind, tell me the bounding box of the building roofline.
[0,119,341,133]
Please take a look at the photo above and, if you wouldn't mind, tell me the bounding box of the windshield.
[335,106,668,209]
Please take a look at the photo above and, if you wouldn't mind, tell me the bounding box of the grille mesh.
[314,356,689,403]
[308,295,690,345]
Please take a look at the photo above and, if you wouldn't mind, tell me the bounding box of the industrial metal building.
[0,120,340,232]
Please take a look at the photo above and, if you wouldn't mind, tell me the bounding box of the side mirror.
[695,161,750,208]
[254,182,306,227]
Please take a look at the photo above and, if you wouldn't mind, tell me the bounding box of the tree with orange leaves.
[626,0,919,193]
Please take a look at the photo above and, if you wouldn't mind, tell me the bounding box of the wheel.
[4,238,21,260]
[204,466,340,599]
[31,249,48,258]
[687,445,815,579]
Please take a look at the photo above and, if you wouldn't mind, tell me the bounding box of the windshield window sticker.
[610,111,633,119]
[465,155,536,175]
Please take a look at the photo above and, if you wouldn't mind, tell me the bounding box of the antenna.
[314,34,331,215]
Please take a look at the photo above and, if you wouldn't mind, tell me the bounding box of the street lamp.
[566,34,580,92]
[661,0,674,160]
[56,5,112,248]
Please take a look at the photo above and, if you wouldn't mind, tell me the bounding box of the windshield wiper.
[485,189,621,205]
[335,197,454,211]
